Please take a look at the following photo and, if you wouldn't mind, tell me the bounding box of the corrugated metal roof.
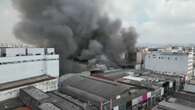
[21,86,49,101]
[60,75,134,99]
[42,93,82,110]
[39,103,60,110]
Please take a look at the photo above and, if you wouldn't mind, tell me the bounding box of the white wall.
[46,48,55,54]
[4,48,26,57]
[136,52,143,64]
[0,78,58,101]
[27,48,45,55]
[184,84,195,93]
[0,55,59,84]
[144,52,189,75]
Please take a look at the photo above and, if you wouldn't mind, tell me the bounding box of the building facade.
[144,50,193,80]
[0,48,59,102]
[0,48,59,83]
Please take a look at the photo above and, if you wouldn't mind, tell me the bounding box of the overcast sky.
[0,0,195,45]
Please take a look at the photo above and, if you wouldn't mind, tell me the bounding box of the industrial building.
[0,47,195,110]
[0,86,84,110]
[116,76,164,110]
[19,86,85,110]
[153,91,195,110]
[59,74,151,110]
[0,74,150,110]
[153,100,195,110]
[144,49,194,80]
[0,48,59,102]
[90,69,187,109]
[136,48,149,70]
[184,77,195,93]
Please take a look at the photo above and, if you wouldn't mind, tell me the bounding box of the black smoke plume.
[13,0,137,74]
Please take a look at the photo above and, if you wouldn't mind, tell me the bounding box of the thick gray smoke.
[13,0,137,74]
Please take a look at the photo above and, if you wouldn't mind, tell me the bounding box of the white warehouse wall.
[27,48,45,55]
[144,52,189,75]
[184,84,195,93]
[0,78,58,101]
[2,48,26,57]
[0,55,59,84]
[46,48,55,54]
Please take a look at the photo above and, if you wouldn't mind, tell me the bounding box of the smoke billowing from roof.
[13,0,137,74]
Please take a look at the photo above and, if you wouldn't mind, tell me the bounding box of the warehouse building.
[0,48,59,102]
[90,70,164,108]
[0,86,85,110]
[117,76,163,110]
[184,77,195,93]
[19,86,84,110]
[90,69,185,109]
[140,71,184,91]
[1,74,150,110]
[144,50,194,80]
[59,74,150,110]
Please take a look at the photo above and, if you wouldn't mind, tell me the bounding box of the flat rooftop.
[94,69,134,81]
[0,75,56,91]
[141,71,182,80]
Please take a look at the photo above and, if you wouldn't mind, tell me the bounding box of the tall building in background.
[144,48,193,80]
[0,48,59,101]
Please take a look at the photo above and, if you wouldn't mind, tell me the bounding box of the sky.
[0,0,20,44]
[0,0,195,45]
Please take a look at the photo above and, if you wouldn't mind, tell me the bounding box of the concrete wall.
[0,78,58,101]
[144,52,190,75]
[27,48,45,55]
[0,55,59,84]
[184,84,195,93]
[136,51,147,64]
[46,48,55,54]
[2,48,26,57]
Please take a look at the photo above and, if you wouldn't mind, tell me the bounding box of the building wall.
[144,52,192,75]
[187,52,194,79]
[184,84,195,93]
[136,51,147,65]
[136,52,143,64]
[0,78,58,101]
[2,48,26,57]
[27,48,45,55]
[0,55,59,84]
